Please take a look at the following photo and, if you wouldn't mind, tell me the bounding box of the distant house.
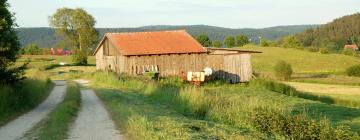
[344,44,359,51]
[51,48,72,55]
[93,30,260,83]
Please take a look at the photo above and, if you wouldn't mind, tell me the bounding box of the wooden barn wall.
[124,53,207,76]
[95,44,104,70]
[95,48,253,82]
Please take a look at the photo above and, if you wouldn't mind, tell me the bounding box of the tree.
[281,36,303,48]
[274,60,293,81]
[260,39,274,47]
[212,40,222,48]
[22,44,41,55]
[236,35,249,47]
[0,0,27,85]
[224,36,235,48]
[196,34,211,47]
[49,8,98,65]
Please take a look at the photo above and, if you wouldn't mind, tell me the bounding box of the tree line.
[196,34,250,48]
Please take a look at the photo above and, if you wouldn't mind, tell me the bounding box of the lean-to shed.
[93,30,260,83]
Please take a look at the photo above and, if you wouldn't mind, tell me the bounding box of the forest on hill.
[16,24,317,48]
[295,13,360,52]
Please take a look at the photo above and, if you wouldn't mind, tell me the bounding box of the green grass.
[17,55,95,69]
[0,69,54,126]
[240,45,360,74]
[67,72,360,139]
[22,82,81,140]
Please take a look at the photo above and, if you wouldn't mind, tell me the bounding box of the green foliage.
[0,0,27,85]
[196,34,211,47]
[251,107,360,140]
[260,39,274,47]
[342,48,358,57]
[307,46,319,52]
[296,13,360,50]
[212,40,222,48]
[280,36,303,48]
[319,47,329,54]
[274,60,293,80]
[346,65,360,77]
[22,44,42,55]
[72,49,88,65]
[224,36,235,48]
[235,35,249,47]
[0,69,52,126]
[49,8,98,65]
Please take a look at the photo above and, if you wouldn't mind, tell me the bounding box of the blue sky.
[7,0,360,28]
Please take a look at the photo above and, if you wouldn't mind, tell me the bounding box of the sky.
[7,0,360,29]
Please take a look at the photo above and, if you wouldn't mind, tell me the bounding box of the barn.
[93,30,260,83]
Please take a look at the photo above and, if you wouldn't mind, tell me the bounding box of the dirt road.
[69,80,122,140]
[0,80,67,140]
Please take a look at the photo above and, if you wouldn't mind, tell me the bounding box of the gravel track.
[0,80,67,140]
[69,80,123,140]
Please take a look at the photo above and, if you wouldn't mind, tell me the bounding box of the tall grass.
[80,72,360,139]
[251,107,359,139]
[0,69,53,126]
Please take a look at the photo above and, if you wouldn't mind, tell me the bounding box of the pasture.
[3,50,360,139]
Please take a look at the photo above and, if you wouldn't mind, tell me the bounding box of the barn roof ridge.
[104,30,187,36]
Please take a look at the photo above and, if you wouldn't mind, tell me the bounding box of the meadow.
[241,45,360,85]
[58,71,359,139]
[3,46,360,140]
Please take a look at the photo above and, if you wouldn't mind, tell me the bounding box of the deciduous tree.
[236,35,249,47]
[196,34,211,47]
[49,8,98,65]
[212,40,222,48]
[224,36,235,48]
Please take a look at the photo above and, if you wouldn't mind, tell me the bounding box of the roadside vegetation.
[0,69,53,126]
[23,82,81,140]
[57,71,360,139]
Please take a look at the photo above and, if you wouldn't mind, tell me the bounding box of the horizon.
[8,0,360,29]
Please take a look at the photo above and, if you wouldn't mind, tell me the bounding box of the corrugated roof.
[99,30,207,56]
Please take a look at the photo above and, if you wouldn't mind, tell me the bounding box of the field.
[3,48,360,139]
[241,45,360,85]
[241,45,360,74]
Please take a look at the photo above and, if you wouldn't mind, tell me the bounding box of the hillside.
[295,13,360,50]
[241,45,360,74]
[16,25,317,48]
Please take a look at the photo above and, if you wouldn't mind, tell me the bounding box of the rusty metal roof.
[97,30,207,56]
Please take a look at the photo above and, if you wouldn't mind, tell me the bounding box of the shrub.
[274,61,293,81]
[346,65,360,77]
[319,47,329,54]
[342,48,358,57]
[307,46,319,52]
[251,107,360,140]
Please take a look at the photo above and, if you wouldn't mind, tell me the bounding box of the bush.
[307,46,319,52]
[72,49,88,65]
[251,107,360,140]
[319,47,329,54]
[274,61,293,81]
[346,65,360,77]
[342,48,358,57]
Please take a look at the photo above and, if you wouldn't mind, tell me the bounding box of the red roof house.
[51,48,72,55]
[344,44,359,51]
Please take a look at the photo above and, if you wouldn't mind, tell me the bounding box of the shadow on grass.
[292,102,360,133]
